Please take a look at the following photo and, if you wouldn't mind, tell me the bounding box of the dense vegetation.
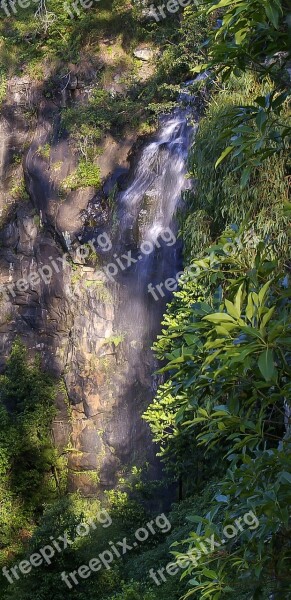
[144,1,291,597]
[0,342,60,562]
[0,1,290,599]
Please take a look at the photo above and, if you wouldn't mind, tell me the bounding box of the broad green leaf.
[255,96,267,108]
[258,349,275,381]
[260,306,275,330]
[187,515,203,523]
[246,293,255,321]
[235,28,248,44]
[207,0,234,12]
[255,110,267,133]
[214,405,229,412]
[258,280,272,304]
[264,2,281,28]
[199,408,209,417]
[204,339,225,350]
[229,347,255,364]
[215,325,233,337]
[215,146,233,168]
[202,568,218,580]
[203,313,236,324]
[234,284,244,315]
[229,396,240,414]
[240,167,251,188]
[192,64,208,73]
[184,334,198,346]
[272,91,288,110]
[189,579,200,586]
[225,299,241,320]
[215,322,238,332]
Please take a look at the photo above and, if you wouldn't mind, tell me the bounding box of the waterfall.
[100,99,196,486]
[115,103,194,351]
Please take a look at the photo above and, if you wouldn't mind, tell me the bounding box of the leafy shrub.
[0,341,59,566]
[61,160,101,191]
[182,73,290,261]
[145,228,291,598]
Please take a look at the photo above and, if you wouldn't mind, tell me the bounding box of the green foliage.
[10,177,30,201]
[61,89,144,140]
[195,0,290,79]
[0,341,59,565]
[101,333,124,349]
[193,0,291,178]
[61,160,101,191]
[0,68,7,105]
[145,228,291,598]
[214,90,290,187]
[144,277,223,491]
[106,581,156,600]
[1,487,162,600]
[0,1,139,71]
[37,143,51,160]
[142,6,291,594]
[182,72,290,261]
[58,2,211,148]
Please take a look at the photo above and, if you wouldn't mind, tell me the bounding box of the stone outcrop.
[0,73,158,496]
[133,47,155,61]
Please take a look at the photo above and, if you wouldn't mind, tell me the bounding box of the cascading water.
[90,81,205,492]
[116,105,194,348]
[102,93,197,485]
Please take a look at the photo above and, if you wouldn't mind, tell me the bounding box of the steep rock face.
[0,74,154,495]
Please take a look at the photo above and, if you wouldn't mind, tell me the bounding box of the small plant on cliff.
[37,143,51,160]
[10,177,30,201]
[0,69,7,106]
[61,160,101,191]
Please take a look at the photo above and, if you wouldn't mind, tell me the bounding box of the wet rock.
[69,452,99,471]
[78,425,104,454]
[99,454,120,487]
[0,222,19,248]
